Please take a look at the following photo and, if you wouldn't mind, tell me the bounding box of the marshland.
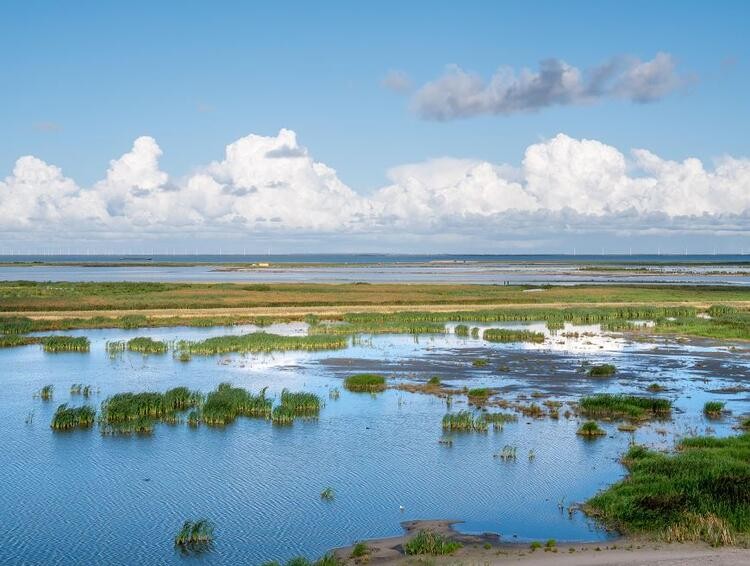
[1,278,749,564]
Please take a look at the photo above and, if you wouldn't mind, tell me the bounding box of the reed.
[328,387,340,400]
[50,404,96,430]
[577,421,606,437]
[174,519,214,550]
[579,394,672,420]
[178,332,347,355]
[483,328,545,343]
[703,401,725,418]
[280,389,321,416]
[483,412,518,424]
[42,336,90,353]
[271,404,296,426]
[403,530,462,555]
[70,384,94,397]
[202,384,271,426]
[100,387,202,426]
[127,337,168,354]
[442,411,488,432]
[343,373,386,393]
[454,324,469,337]
[0,335,40,348]
[39,384,54,400]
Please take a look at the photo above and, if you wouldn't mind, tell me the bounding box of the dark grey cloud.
[412,53,687,120]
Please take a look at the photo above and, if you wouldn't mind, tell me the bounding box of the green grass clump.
[343,373,386,393]
[704,401,725,418]
[271,404,296,426]
[0,316,34,334]
[585,434,750,546]
[472,358,489,367]
[483,328,545,343]
[454,324,469,337]
[579,394,672,420]
[39,384,54,400]
[280,389,321,416]
[483,412,518,424]
[350,541,370,558]
[178,332,346,355]
[99,387,202,432]
[174,519,214,551]
[466,388,491,402]
[320,487,335,501]
[588,364,617,377]
[42,336,90,353]
[647,383,665,392]
[427,376,441,386]
[577,421,606,437]
[442,411,488,432]
[50,404,96,430]
[202,384,271,426]
[126,337,168,354]
[0,334,41,348]
[404,530,462,555]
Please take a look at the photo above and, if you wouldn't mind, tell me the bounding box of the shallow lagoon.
[1,323,748,564]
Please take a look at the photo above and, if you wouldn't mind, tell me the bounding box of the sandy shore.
[331,520,749,565]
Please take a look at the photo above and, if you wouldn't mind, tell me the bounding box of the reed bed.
[271,405,296,426]
[483,328,545,343]
[442,411,488,432]
[100,387,202,427]
[0,335,41,348]
[42,336,90,353]
[178,332,346,355]
[578,394,672,420]
[403,530,462,555]
[483,412,518,424]
[585,434,750,546]
[202,384,272,426]
[174,519,214,550]
[466,388,491,403]
[343,373,386,393]
[126,337,168,354]
[454,324,469,337]
[50,404,96,430]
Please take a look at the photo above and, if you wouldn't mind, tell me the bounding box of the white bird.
[399,505,404,512]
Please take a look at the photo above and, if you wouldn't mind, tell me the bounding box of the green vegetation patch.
[343,373,386,393]
[201,384,271,426]
[442,411,488,432]
[483,328,545,343]
[178,332,346,355]
[577,421,606,437]
[588,364,617,377]
[704,401,725,418]
[126,337,168,354]
[42,336,90,353]
[51,404,96,430]
[585,434,750,546]
[579,394,672,420]
[403,530,462,555]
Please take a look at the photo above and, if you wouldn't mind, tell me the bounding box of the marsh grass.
[483,328,545,343]
[38,384,54,401]
[588,364,617,377]
[178,332,346,355]
[127,337,168,354]
[271,405,296,426]
[343,374,386,393]
[350,541,370,558]
[320,487,334,501]
[202,384,271,426]
[174,519,214,552]
[466,388,491,404]
[577,421,606,437]
[704,401,725,418]
[42,336,90,353]
[70,384,93,397]
[0,334,41,348]
[472,358,489,368]
[51,404,96,430]
[646,383,665,392]
[454,324,469,337]
[280,389,321,416]
[442,411,488,432]
[99,386,202,433]
[403,530,462,555]
[579,394,672,420]
[585,434,750,546]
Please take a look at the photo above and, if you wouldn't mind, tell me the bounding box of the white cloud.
[412,53,687,120]
[0,130,748,247]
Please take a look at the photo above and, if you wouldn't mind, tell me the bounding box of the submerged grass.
[178,332,346,355]
[579,394,672,420]
[483,328,545,343]
[343,373,386,393]
[585,434,750,546]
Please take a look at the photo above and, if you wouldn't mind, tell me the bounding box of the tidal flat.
[1,318,748,564]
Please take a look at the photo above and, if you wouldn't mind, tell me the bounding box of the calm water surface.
[1,323,748,564]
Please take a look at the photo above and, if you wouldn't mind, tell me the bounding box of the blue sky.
[1,1,749,253]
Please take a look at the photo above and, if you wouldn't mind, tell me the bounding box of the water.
[1,254,750,284]
[0,324,748,564]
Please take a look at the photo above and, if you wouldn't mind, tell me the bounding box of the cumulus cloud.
[0,130,748,246]
[381,70,413,94]
[412,53,687,120]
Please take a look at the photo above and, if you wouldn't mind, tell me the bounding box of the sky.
[1,0,749,254]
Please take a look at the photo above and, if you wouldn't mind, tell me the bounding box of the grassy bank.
[585,434,750,546]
